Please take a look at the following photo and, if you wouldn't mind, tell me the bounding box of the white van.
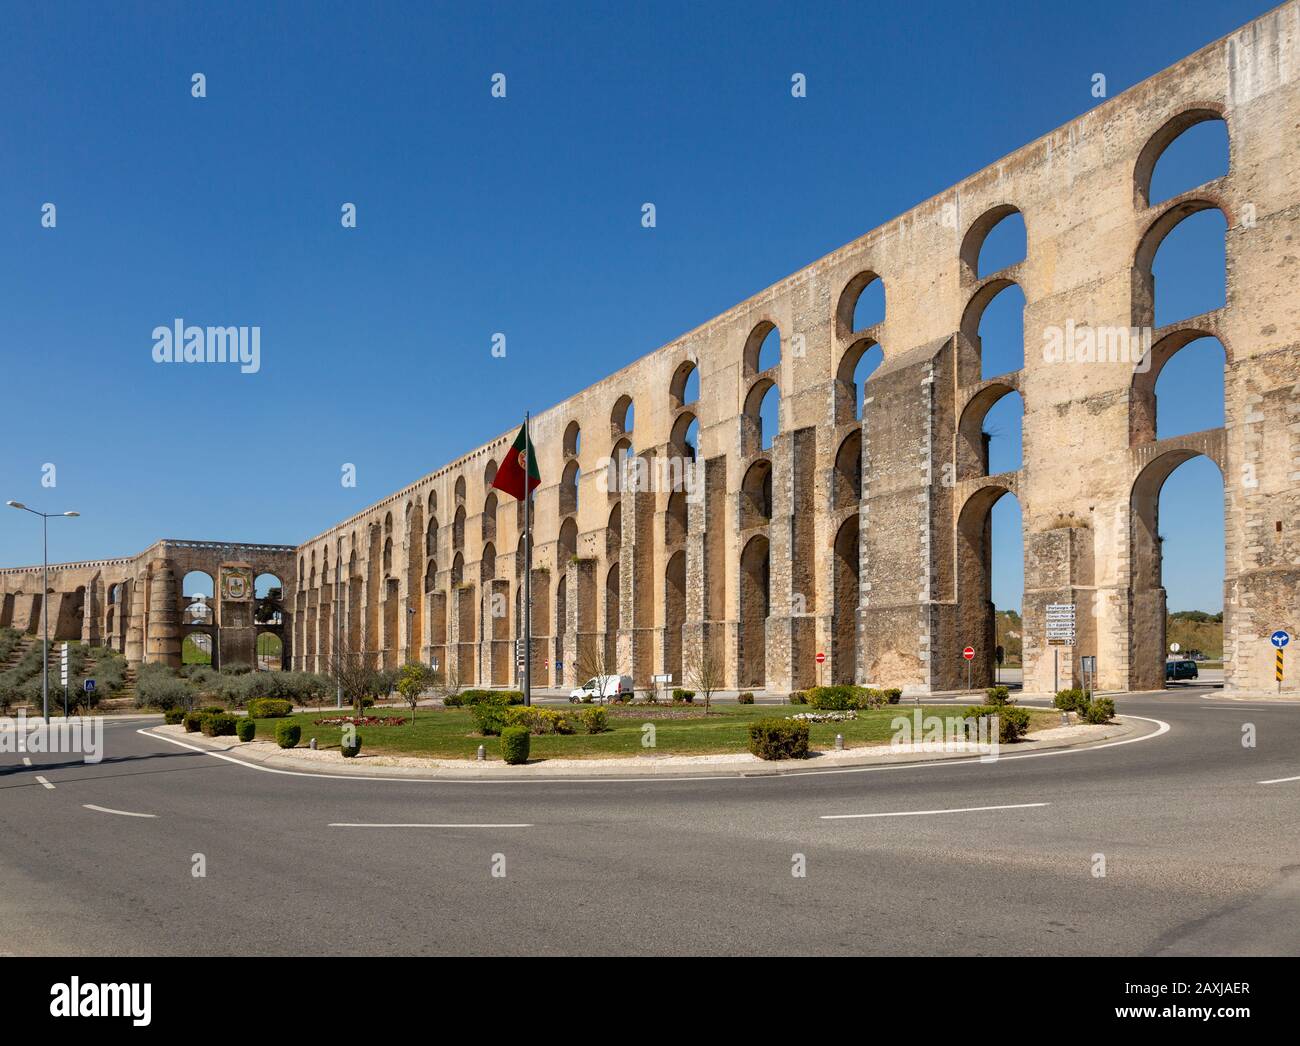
[569,675,634,703]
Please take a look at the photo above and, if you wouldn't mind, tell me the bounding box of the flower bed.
[789,710,858,723]
[311,715,407,727]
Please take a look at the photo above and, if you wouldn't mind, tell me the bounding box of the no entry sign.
[962,646,975,661]
[815,652,826,664]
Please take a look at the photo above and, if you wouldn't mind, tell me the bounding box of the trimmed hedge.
[672,689,695,703]
[806,685,898,711]
[738,692,755,705]
[341,733,363,758]
[788,691,807,705]
[247,697,293,719]
[235,718,256,742]
[163,708,186,725]
[275,721,301,749]
[582,707,608,734]
[461,689,525,706]
[748,718,810,760]
[501,726,530,765]
[201,712,237,737]
[182,711,204,733]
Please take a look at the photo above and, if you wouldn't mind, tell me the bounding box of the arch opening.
[1130,452,1224,690]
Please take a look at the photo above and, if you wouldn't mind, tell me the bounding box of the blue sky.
[0,0,1258,611]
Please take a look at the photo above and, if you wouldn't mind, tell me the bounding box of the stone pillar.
[145,559,181,667]
[861,339,951,693]
[124,577,145,665]
[216,562,256,669]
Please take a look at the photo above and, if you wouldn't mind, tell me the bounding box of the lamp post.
[6,501,79,720]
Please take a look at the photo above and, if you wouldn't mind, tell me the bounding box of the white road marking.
[138,715,1172,786]
[822,802,1049,821]
[329,822,532,829]
[22,757,31,766]
[82,804,158,818]
[1258,774,1300,785]
[34,776,54,790]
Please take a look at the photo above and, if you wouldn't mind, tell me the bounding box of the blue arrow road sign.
[1271,631,1290,649]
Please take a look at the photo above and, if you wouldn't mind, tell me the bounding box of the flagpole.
[523,411,532,707]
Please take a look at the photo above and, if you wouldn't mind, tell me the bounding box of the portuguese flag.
[492,422,541,501]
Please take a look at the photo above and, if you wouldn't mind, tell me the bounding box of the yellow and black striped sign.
[1278,650,1285,683]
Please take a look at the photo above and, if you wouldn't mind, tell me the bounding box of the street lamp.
[7,501,80,720]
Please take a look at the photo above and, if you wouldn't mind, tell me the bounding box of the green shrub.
[471,701,510,736]
[738,692,755,705]
[462,689,524,706]
[163,708,186,725]
[500,726,530,765]
[341,733,363,758]
[1054,688,1087,713]
[504,706,575,735]
[235,718,256,742]
[247,697,294,719]
[197,705,225,715]
[672,688,695,703]
[182,711,204,733]
[883,688,902,705]
[275,721,301,748]
[581,707,607,734]
[806,685,857,710]
[788,690,807,705]
[858,688,893,710]
[201,712,237,737]
[136,671,196,712]
[962,704,1031,743]
[748,718,810,760]
[442,693,464,707]
[984,685,1012,706]
[220,662,252,675]
[1082,697,1115,724]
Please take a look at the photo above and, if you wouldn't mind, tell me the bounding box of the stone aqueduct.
[3,6,1298,696]
[0,541,295,672]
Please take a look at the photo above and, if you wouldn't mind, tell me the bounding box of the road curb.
[140,714,1156,783]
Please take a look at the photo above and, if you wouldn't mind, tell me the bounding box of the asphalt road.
[2,688,1298,956]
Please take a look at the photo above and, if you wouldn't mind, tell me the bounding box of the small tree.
[575,637,620,700]
[396,661,436,725]
[437,664,463,703]
[685,633,724,713]
[329,648,381,714]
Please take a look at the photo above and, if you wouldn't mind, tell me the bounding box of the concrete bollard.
[310,737,317,750]
[477,744,486,761]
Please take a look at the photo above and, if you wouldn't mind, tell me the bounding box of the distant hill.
[1167,610,1223,659]
[996,609,1022,665]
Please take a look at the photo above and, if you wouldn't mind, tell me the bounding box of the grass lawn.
[247,704,1061,761]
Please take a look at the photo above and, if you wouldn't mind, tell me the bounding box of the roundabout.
[3,687,1297,955]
